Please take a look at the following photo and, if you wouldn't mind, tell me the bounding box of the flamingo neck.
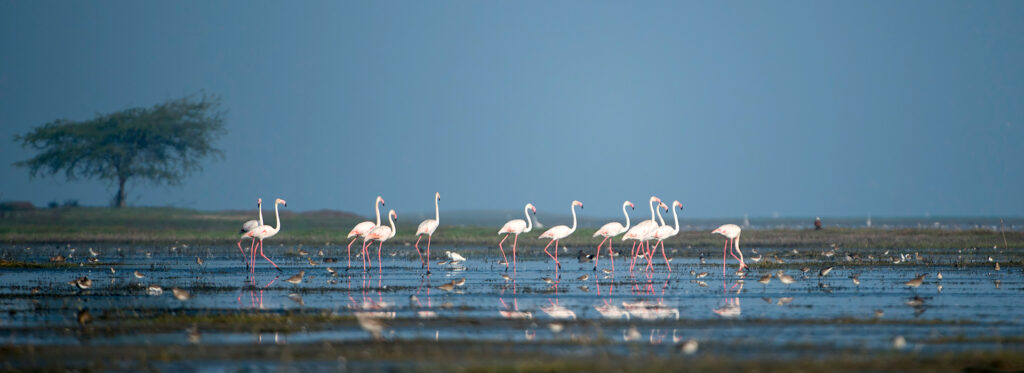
[374,199,382,226]
[656,206,665,226]
[621,202,631,231]
[258,201,264,226]
[671,206,680,234]
[387,213,396,237]
[524,205,533,232]
[569,203,578,233]
[434,196,439,224]
[273,202,282,232]
[649,199,657,223]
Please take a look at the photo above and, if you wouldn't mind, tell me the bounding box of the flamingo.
[243,198,287,273]
[346,196,385,270]
[649,201,683,272]
[414,192,440,274]
[622,196,662,271]
[362,210,397,273]
[237,198,263,268]
[538,200,583,273]
[712,223,748,275]
[592,201,634,271]
[498,203,537,272]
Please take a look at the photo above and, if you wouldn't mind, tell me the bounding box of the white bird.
[712,224,748,275]
[622,196,662,271]
[241,198,286,273]
[497,203,537,272]
[446,250,466,262]
[538,200,584,272]
[236,198,263,268]
[346,196,385,270]
[414,192,441,273]
[648,200,683,272]
[362,210,397,273]
[592,201,634,271]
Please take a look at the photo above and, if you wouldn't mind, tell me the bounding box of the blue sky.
[1,1,1022,218]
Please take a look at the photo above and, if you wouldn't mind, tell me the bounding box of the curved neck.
[569,203,578,233]
[621,202,631,230]
[273,202,282,231]
[387,212,396,234]
[524,205,533,232]
[434,196,440,224]
[656,206,665,226]
[649,199,657,222]
[671,206,680,234]
[374,199,382,226]
[258,201,264,226]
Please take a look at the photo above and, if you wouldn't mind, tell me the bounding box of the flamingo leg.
[498,234,510,270]
[722,238,729,276]
[608,239,615,271]
[659,240,671,272]
[425,234,432,274]
[542,240,560,271]
[594,237,607,271]
[377,241,383,273]
[512,234,519,273]
[731,238,747,271]
[257,239,280,271]
[361,241,370,272]
[645,241,655,271]
[629,241,638,272]
[250,240,258,275]
[554,240,561,270]
[414,235,425,267]
[347,237,358,270]
[237,239,247,265]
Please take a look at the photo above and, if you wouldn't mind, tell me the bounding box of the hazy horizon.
[2,1,1022,219]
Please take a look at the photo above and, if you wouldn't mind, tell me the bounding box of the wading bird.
[592,201,634,271]
[623,196,663,271]
[362,210,397,273]
[414,192,440,274]
[711,223,747,275]
[237,198,263,269]
[497,203,536,272]
[539,200,583,273]
[648,201,683,272]
[346,196,385,270]
[243,198,287,273]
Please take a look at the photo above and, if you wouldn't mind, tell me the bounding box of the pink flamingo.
[498,203,537,272]
[414,192,441,274]
[237,198,263,269]
[712,224,747,275]
[539,200,583,274]
[346,196,385,270]
[592,201,634,271]
[243,198,287,273]
[362,210,397,273]
[648,201,683,272]
[622,196,662,271]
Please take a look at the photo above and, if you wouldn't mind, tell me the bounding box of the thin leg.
[594,237,607,271]
[512,234,519,273]
[629,241,638,271]
[660,240,671,272]
[645,241,655,271]
[426,234,432,274]
[730,239,747,271]
[722,239,729,276]
[498,234,510,269]
[414,235,424,267]
[542,240,558,269]
[554,240,561,269]
[258,239,280,271]
[608,239,615,271]
[347,237,358,270]
[377,241,383,273]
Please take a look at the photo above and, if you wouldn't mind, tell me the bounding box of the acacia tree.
[14,94,226,208]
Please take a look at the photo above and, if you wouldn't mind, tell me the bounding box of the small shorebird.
[172,288,191,301]
[500,274,512,281]
[453,278,466,287]
[196,257,204,266]
[146,285,163,296]
[297,248,309,256]
[134,271,145,279]
[77,309,92,325]
[904,274,926,288]
[308,257,318,267]
[577,274,589,281]
[936,272,943,280]
[758,274,772,287]
[438,282,456,292]
[695,272,709,279]
[541,277,555,284]
[750,254,762,263]
[446,251,467,263]
[818,266,834,278]
[995,262,1001,271]
[851,274,860,286]
[70,276,92,290]
[777,271,796,285]
[286,271,305,285]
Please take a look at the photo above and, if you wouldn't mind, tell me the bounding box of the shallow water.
[1,243,1022,363]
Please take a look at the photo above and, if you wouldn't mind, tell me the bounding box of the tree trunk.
[115,177,127,208]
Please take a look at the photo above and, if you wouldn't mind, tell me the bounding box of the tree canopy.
[14,94,226,207]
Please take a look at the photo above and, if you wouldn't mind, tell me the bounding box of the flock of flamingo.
[237,194,748,276]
